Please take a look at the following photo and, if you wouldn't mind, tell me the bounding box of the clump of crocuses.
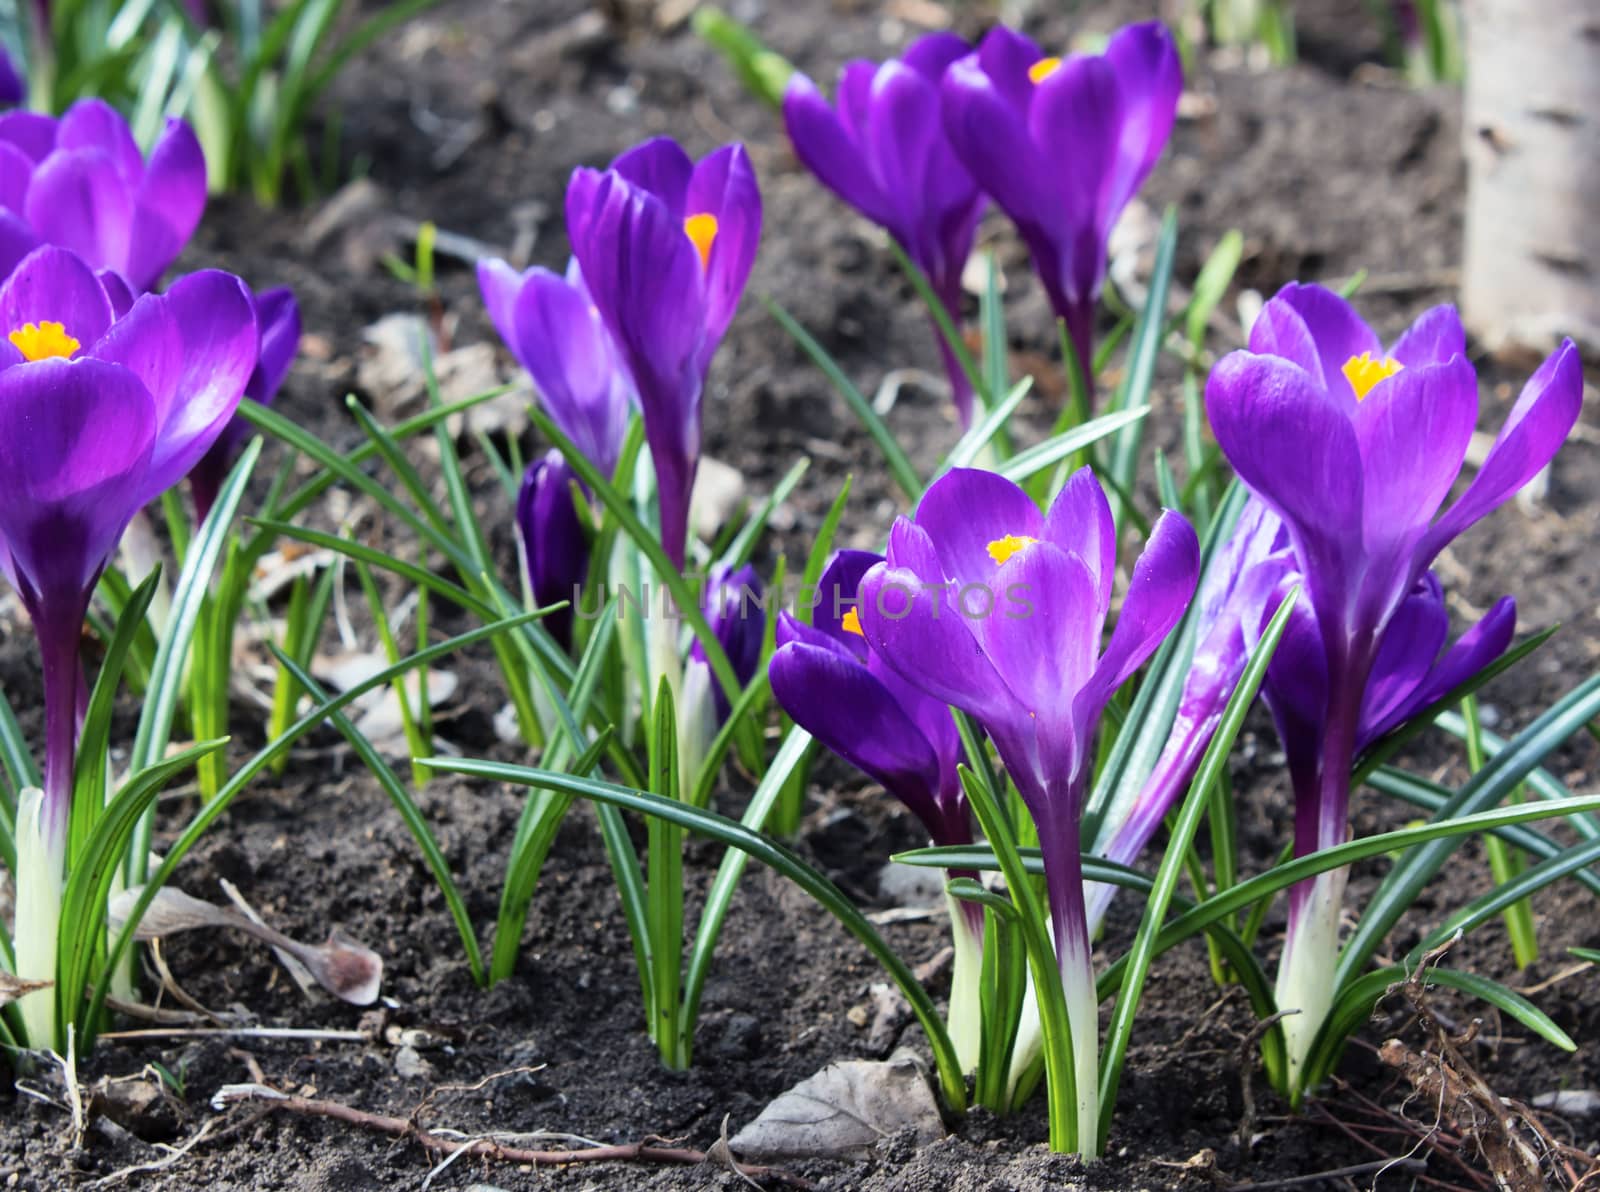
[942,23,1181,393]
[1204,283,1582,1086]
[0,244,258,1045]
[855,466,1198,1154]
[783,33,986,425]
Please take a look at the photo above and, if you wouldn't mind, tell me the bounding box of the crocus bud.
[516,450,590,648]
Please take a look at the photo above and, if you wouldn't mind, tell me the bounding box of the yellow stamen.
[841,607,864,636]
[1028,56,1062,84]
[8,321,80,362]
[684,213,718,269]
[1341,351,1403,401]
[986,534,1037,566]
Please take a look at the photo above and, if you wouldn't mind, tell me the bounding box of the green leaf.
[271,648,484,985]
[420,754,968,1114]
[1097,584,1298,1147]
[680,727,814,1054]
[1367,766,1600,899]
[1337,672,1600,989]
[65,739,226,1044]
[764,296,922,502]
[945,379,1032,473]
[995,408,1149,485]
[91,609,551,1033]
[1104,207,1178,532]
[1185,230,1243,349]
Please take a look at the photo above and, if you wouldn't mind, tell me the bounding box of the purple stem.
[35,602,85,853]
[1289,638,1374,923]
[1061,302,1095,414]
[1037,804,1091,985]
[932,319,975,431]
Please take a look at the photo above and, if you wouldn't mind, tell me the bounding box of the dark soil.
[3,1,1599,1189]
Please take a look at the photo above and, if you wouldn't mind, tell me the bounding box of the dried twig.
[1378,937,1594,1191]
[211,1083,814,1188]
[1226,1157,1428,1190]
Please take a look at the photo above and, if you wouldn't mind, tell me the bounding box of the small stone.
[846,1003,870,1028]
[394,1045,433,1080]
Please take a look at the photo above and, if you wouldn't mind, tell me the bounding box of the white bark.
[1462,0,1600,356]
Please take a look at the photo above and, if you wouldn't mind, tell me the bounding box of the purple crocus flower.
[941,23,1181,393]
[189,285,299,523]
[0,99,207,291]
[1205,282,1583,1084]
[691,562,764,721]
[0,46,22,108]
[478,256,634,478]
[516,449,590,649]
[782,34,986,426]
[856,466,1198,1152]
[565,137,761,570]
[0,245,257,848]
[771,549,969,851]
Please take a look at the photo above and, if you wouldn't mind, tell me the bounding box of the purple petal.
[568,170,705,567]
[477,257,523,347]
[979,540,1102,780]
[0,356,155,601]
[1256,283,1382,401]
[126,117,207,290]
[1101,22,1182,216]
[1364,596,1516,744]
[0,244,115,347]
[0,141,32,214]
[0,213,42,293]
[97,269,134,318]
[812,548,882,650]
[857,560,1021,727]
[686,143,761,360]
[1360,573,1449,734]
[782,73,892,227]
[1389,304,1465,368]
[501,263,632,475]
[1206,350,1364,604]
[1245,293,1324,383]
[1421,339,1584,564]
[974,25,1044,112]
[1076,510,1199,725]
[865,60,944,248]
[246,286,300,405]
[1351,355,1477,588]
[1042,465,1115,617]
[610,136,693,218]
[90,269,258,499]
[56,99,143,183]
[769,638,951,837]
[1030,52,1128,301]
[517,449,589,646]
[903,31,972,80]
[24,149,134,277]
[912,466,1043,587]
[941,52,1045,226]
[0,111,58,162]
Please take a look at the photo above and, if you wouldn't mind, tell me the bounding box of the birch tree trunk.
[1462,0,1600,357]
